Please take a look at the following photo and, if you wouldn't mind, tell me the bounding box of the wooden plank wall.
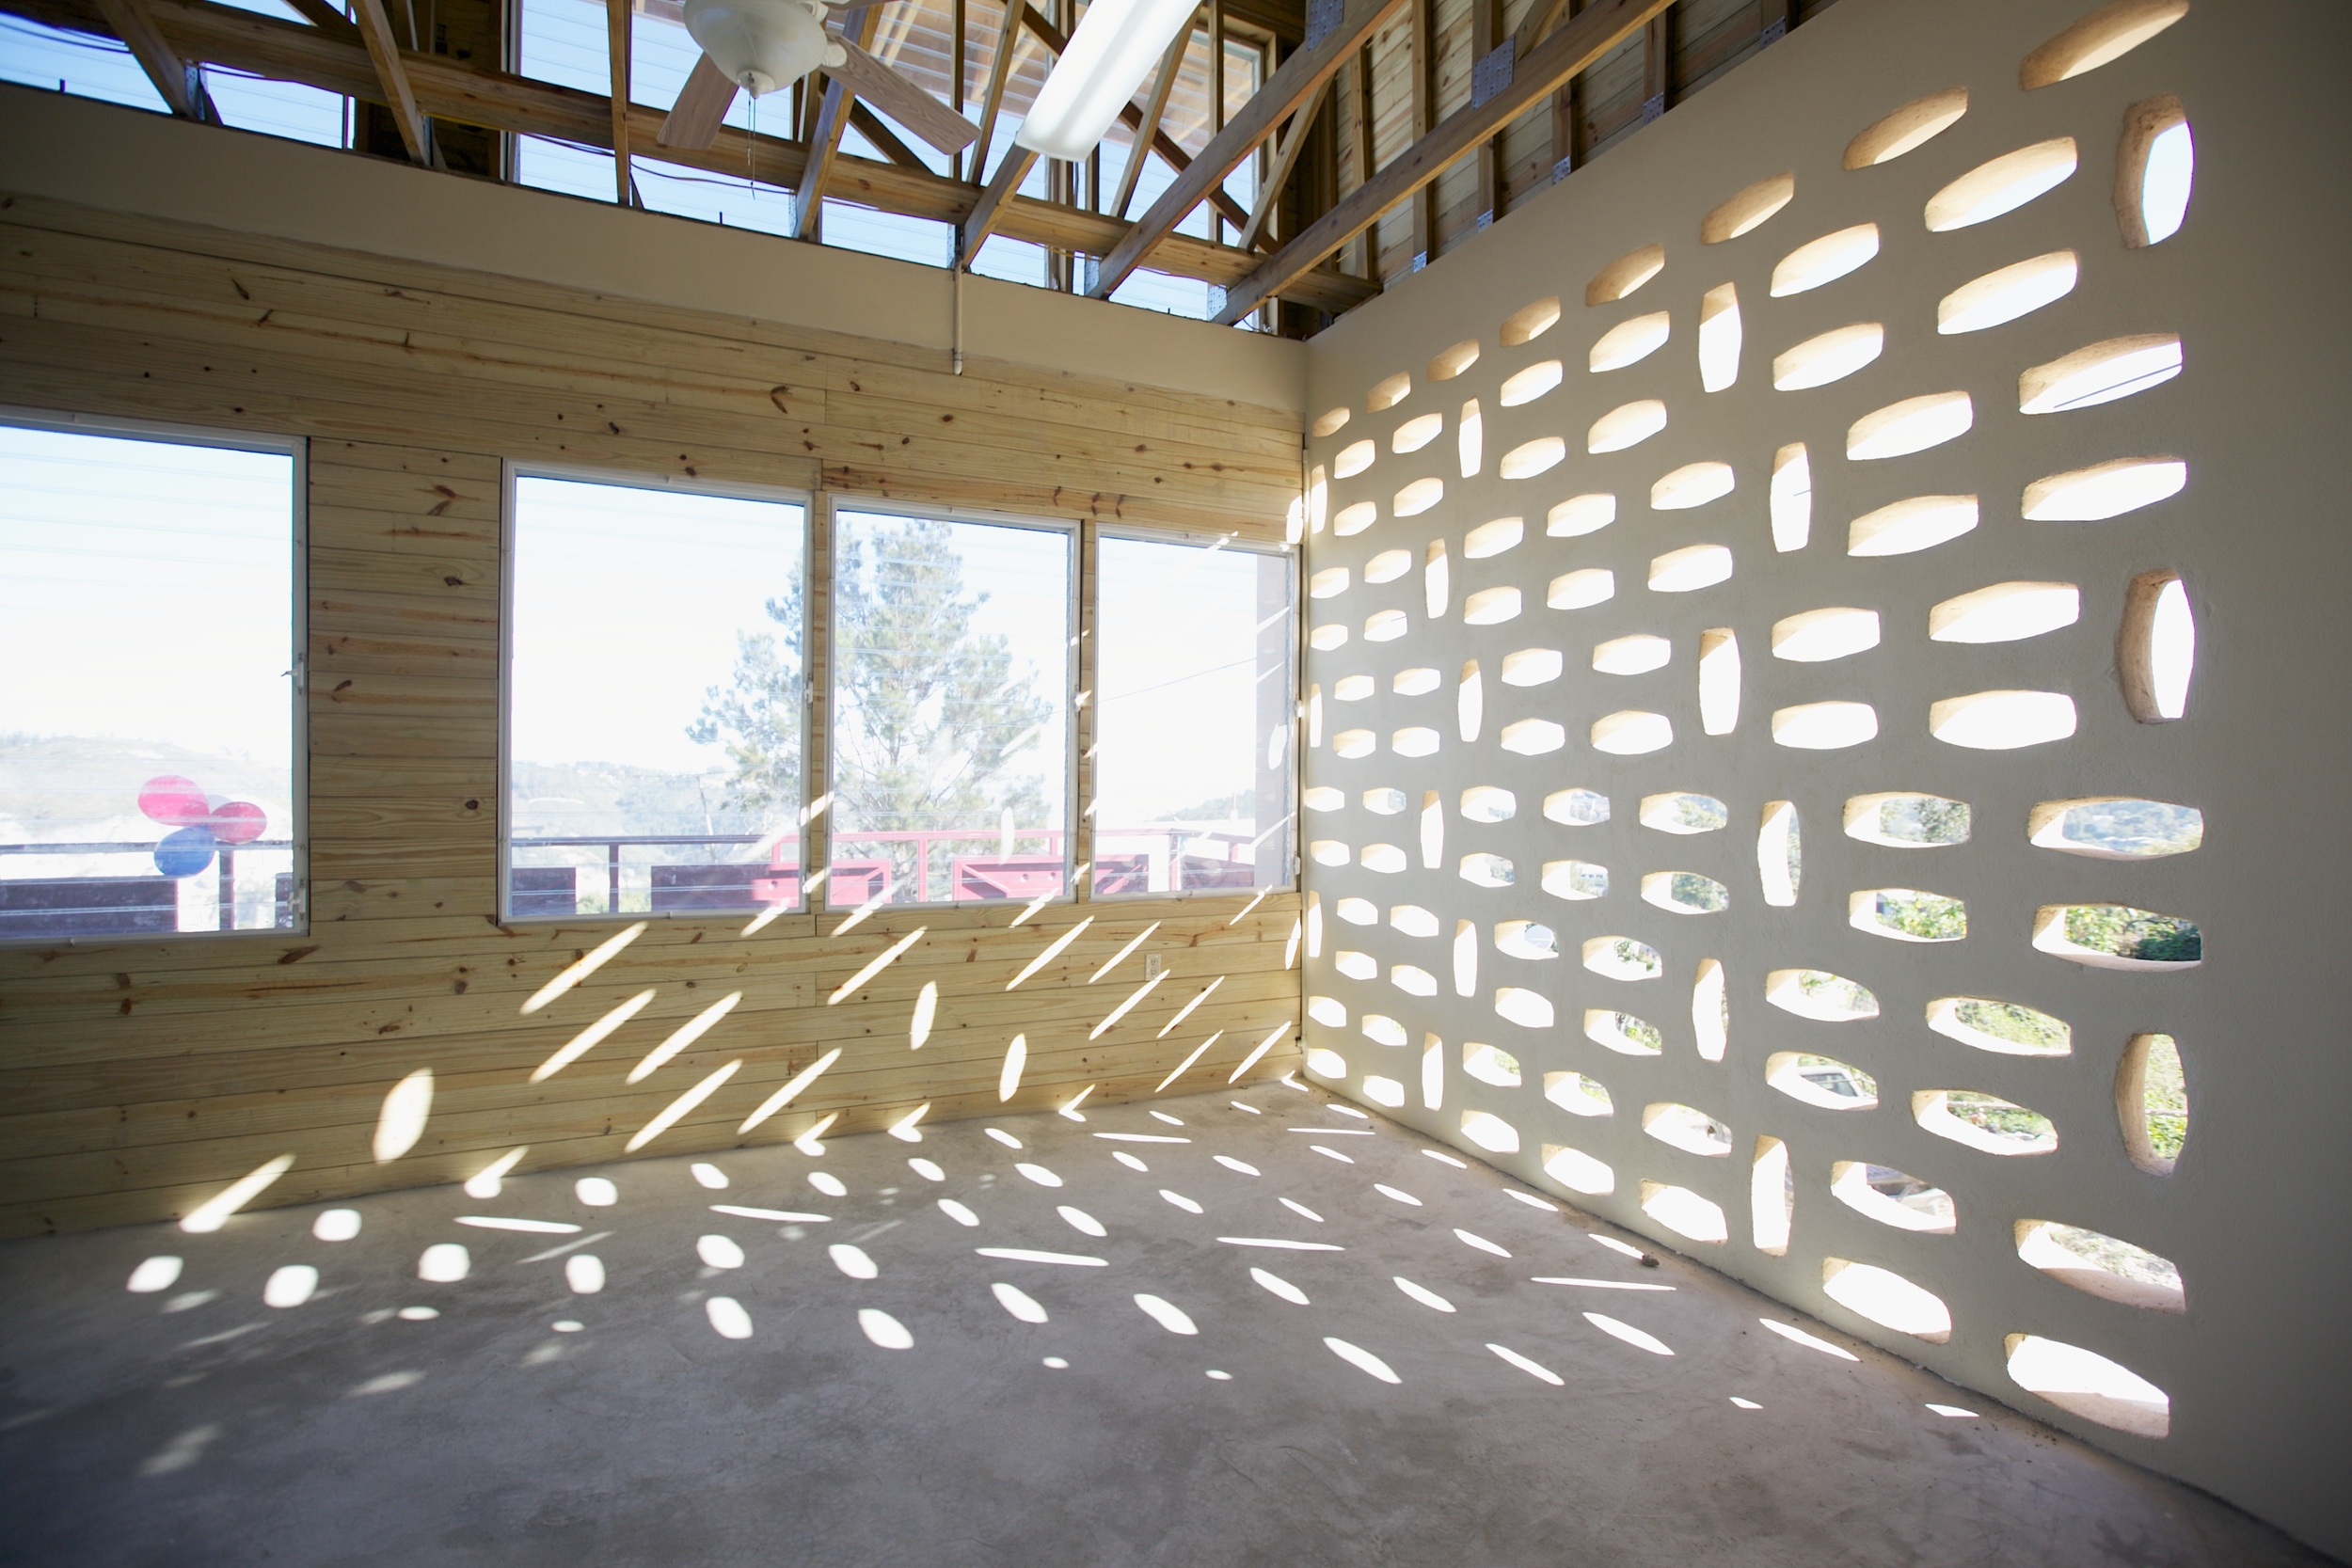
[1333,0,1845,288]
[0,193,1308,1240]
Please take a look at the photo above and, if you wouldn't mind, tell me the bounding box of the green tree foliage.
[691,516,1054,891]
[2065,904,2202,961]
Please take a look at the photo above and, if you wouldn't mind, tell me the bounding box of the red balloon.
[210,800,268,845]
[138,776,210,827]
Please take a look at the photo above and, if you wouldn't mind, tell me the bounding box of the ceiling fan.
[657,0,979,156]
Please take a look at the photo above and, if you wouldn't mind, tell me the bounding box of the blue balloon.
[155,825,217,879]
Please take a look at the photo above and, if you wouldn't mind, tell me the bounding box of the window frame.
[0,404,310,947]
[498,459,816,926]
[821,494,1082,913]
[1089,521,1301,902]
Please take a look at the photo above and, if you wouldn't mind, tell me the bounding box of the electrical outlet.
[1144,954,1165,981]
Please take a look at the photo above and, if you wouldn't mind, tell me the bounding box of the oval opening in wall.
[1312,406,1351,437]
[1359,843,1408,873]
[1428,339,1480,381]
[1850,887,1967,943]
[1772,607,1880,662]
[1822,1259,1951,1342]
[1501,438,1566,480]
[1541,860,1608,900]
[1914,1089,2057,1155]
[1643,1182,1729,1244]
[1765,1051,1879,1109]
[1464,516,1522,560]
[1938,251,2078,334]
[1588,312,1671,372]
[1773,325,1883,390]
[1463,1041,1522,1085]
[1361,1013,1409,1046]
[1751,1137,1791,1254]
[1502,294,1562,344]
[1332,501,1377,536]
[2005,1334,2169,1438]
[1844,792,1970,847]
[1543,1143,1614,1195]
[1848,391,1972,460]
[2016,1220,2184,1312]
[1930,580,2080,643]
[1772,223,1880,295]
[1642,871,1728,915]
[1493,986,1550,1028]
[1833,1163,1956,1234]
[1925,138,2077,231]
[2118,1032,2188,1173]
[2120,569,2196,721]
[1757,801,1800,907]
[1364,608,1407,641]
[2032,903,2201,970]
[1545,1070,1613,1117]
[1640,792,1726,834]
[1587,243,1666,306]
[1843,86,1967,168]
[1590,400,1668,453]
[1927,996,2070,1057]
[1583,936,1661,981]
[1502,647,1562,686]
[1545,788,1610,826]
[1330,727,1373,758]
[1652,464,1736,513]
[1334,948,1377,979]
[1771,442,1811,551]
[2021,334,2182,414]
[2119,95,2193,247]
[1392,412,1444,452]
[1361,786,1406,814]
[1594,634,1671,675]
[1591,710,1672,755]
[1549,493,1617,536]
[1698,284,1741,391]
[1367,372,1411,411]
[2023,457,2185,521]
[1394,477,1445,516]
[1585,1010,1661,1055]
[1492,921,1557,962]
[1644,1102,1733,1158]
[1765,969,1877,1022]
[1392,666,1440,695]
[1701,172,1794,244]
[2029,798,2202,859]
[2021,0,2188,90]
[1650,545,1733,592]
[1930,689,2076,750]
[1389,903,1438,936]
[1462,586,1521,626]
[1391,726,1440,757]
[1461,852,1516,888]
[1500,360,1565,406]
[1333,438,1375,478]
[1302,785,1343,813]
[1309,566,1349,599]
[1459,784,1516,822]
[1499,719,1565,756]
[1363,548,1411,584]
[1772,701,1877,750]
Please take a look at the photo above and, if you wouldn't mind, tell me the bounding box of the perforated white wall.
[1295,0,2352,1554]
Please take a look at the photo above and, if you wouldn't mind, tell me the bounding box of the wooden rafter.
[93,0,215,119]
[348,0,427,162]
[1107,19,1190,221]
[1088,0,1407,299]
[1233,73,1327,252]
[848,100,925,167]
[794,5,885,242]
[1015,5,1252,234]
[0,0,1375,311]
[1215,0,1673,322]
[965,0,1025,183]
[959,145,1039,266]
[605,0,631,204]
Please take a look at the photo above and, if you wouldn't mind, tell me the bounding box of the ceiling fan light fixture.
[681,0,839,97]
[1015,0,1200,161]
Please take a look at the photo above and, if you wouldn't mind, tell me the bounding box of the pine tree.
[691,515,1055,894]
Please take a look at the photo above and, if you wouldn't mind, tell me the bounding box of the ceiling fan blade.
[827,40,978,155]
[659,53,739,150]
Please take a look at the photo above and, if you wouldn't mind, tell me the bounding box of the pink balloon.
[138,776,210,827]
[210,800,268,845]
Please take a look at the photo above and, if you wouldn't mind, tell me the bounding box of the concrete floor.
[0,1079,2328,1567]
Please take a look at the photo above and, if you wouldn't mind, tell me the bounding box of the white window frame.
[822,496,1082,911]
[1090,522,1300,901]
[499,460,815,925]
[0,404,310,947]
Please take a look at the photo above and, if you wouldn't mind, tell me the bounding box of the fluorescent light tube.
[1015,0,1199,161]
